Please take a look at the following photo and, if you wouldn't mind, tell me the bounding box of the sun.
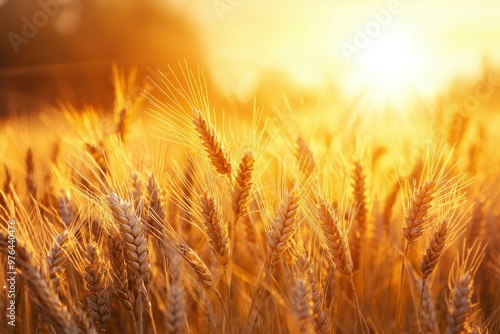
[362,30,421,84]
[347,26,432,112]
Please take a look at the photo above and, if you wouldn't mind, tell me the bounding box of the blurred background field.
[1,0,500,120]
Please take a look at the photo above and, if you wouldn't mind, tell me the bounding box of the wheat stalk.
[383,181,400,231]
[296,136,316,178]
[398,179,436,322]
[58,191,74,226]
[192,108,232,178]
[108,192,151,333]
[147,173,165,234]
[246,191,300,333]
[447,272,474,334]
[266,190,300,272]
[292,274,313,333]
[176,242,232,331]
[318,200,353,277]
[403,180,436,247]
[108,192,150,282]
[294,253,318,334]
[296,253,331,334]
[419,282,439,334]
[232,151,255,224]
[166,279,185,334]
[115,107,129,142]
[317,199,369,332]
[200,191,230,267]
[350,160,368,270]
[85,142,108,177]
[421,219,449,280]
[177,243,214,288]
[109,231,137,329]
[25,147,37,199]
[84,242,111,333]
[467,199,486,246]
[46,229,69,292]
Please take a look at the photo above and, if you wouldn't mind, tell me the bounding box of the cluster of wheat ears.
[0,64,499,334]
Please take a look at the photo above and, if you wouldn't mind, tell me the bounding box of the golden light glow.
[361,30,421,86]
[172,0,500,109]
[353,26,431,110]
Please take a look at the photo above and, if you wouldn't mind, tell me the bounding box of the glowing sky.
[165,0,500,101]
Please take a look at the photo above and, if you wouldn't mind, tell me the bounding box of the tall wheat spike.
[296,136,316,178]
[447,272,474,334]
[398,179,436,320]
[108,192,150,282]
[232,151,255,224]
[109,231,136,329]
[166,277,185,334]
[200,191,230,267]
[25,147,37,199]
[46,229,69,292]
[58,191,73,226]
[351,160,368,270]
[318,200,353,277]
[419,282,439,334]
[192,108,232,179]
[177,243,214,289]
[403,180,436,248]
[84,242,111,332]
[421,219,449,281]
[266,190,300,272]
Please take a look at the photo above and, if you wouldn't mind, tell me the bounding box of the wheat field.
[0,63,499,334]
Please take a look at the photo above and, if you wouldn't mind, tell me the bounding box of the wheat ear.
[403,180,436,248]
[147,173,165,234]
[25,147,37,199]
[398,180,436,320]
[246,191,300,333]
[108,192,150,282]
[177,243,232,331]
[266,190,300,272]
[311,276,331,334]
[58,191,73,226]
[85,142,108,177]
[318,200,368,332]
[178,243,214,288]
[200,191,230,267]
[192,108,232,178]
[166,278,185,334]
[318,200,353,277]
[232,151,254,224]
[109,231,137,329]
[350,160,368,270]
[419,282,439,334]
[383,181,400,231]
[46,229,69,292]
[115,107,129,142]
[421,219,449,281]
[467,199,486,246]
[447,272,474,334]
[108,192,151,334]
[294,254,316,334]
[297,253,331,334]
[296,136,316,178]
[84,242,111,333]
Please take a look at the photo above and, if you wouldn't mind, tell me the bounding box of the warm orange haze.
[0,0,500,333]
